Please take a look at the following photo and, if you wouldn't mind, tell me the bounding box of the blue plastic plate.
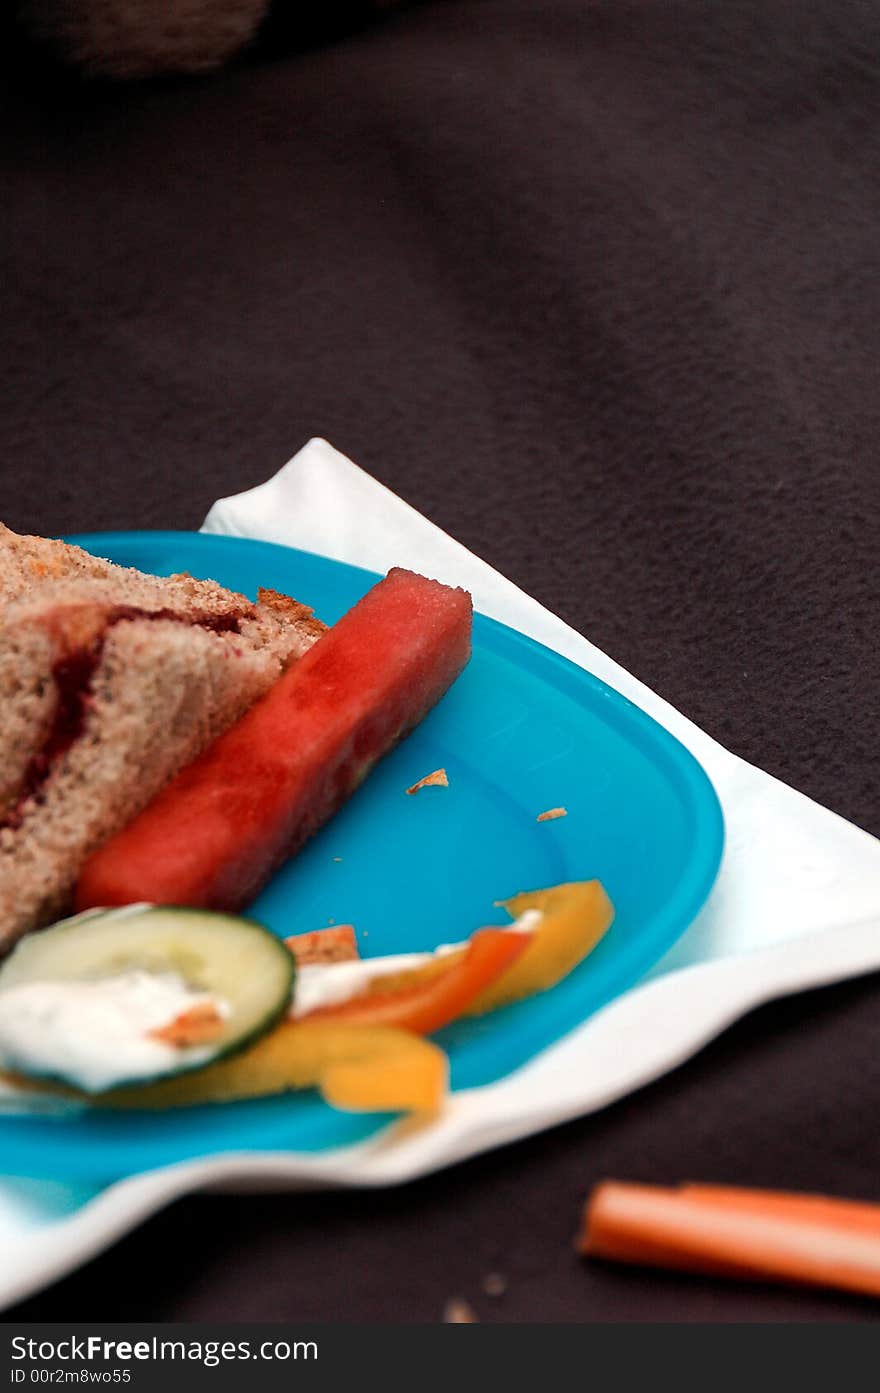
[0,533,723,1182]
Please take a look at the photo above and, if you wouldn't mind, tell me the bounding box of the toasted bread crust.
[0,524,327,949]
[284,926,360,965]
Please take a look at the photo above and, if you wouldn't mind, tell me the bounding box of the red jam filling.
[2,606,246,830]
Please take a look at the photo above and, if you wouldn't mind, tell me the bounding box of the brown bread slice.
[0,524,325,949]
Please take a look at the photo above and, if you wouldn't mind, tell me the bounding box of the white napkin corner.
[3,437,880,1312]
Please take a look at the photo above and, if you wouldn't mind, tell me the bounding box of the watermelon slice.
[75,568,472,913]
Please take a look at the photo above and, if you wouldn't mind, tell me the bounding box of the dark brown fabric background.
[2,0,880,1322]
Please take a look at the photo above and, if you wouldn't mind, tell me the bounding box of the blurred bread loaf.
[16,0,406,79]
[17,0,271,78]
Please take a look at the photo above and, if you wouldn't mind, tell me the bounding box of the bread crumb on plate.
[536,806,567,822]
[406,768,449,795]
[284,926,359,964]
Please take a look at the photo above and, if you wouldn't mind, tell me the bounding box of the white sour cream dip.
[0,970,226,1093]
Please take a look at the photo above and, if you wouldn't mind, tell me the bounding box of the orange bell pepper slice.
[299,927,530,1034]
[68,1020,448,1114]
[320,1038,447,1114]
[467,879,614,1014]
[300,879,613,1031]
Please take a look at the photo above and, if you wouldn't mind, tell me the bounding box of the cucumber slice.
[0,906,295,1093]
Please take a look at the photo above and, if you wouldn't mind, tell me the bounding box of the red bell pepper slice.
[301,927,530,1035]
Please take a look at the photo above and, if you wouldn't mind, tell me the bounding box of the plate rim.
[0,530,724,1180]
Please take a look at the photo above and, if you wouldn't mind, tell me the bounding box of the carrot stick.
[579,1181,880,1298]
[682,1185,880,1236]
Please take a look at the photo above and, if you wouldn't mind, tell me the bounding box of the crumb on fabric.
[443,1297,478,1323]
[536,806,567,822]
[406,768,449,795]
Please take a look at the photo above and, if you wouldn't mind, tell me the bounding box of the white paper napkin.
[3,437,880,1311]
